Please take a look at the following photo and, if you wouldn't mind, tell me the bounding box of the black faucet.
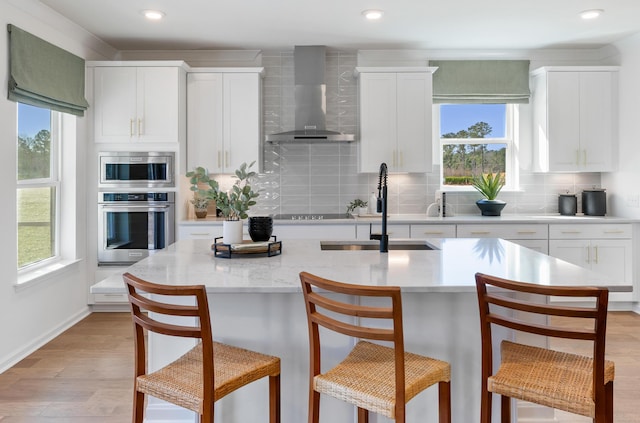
[369,162,389,252]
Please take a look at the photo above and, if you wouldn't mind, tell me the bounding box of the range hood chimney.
[265,46,355,143]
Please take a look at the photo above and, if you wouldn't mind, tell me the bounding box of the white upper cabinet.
[355,67,435,173]
[186,70,263,173]
[92,63,186,143]
[531,66,619,172]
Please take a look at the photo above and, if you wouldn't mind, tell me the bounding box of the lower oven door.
[98,204,175,264]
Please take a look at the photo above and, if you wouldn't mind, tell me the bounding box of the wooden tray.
[212,236,282,258]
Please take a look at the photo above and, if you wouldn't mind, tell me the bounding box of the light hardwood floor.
[0,311,638,422]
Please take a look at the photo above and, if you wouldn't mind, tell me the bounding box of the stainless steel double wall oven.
[98,152,175,265]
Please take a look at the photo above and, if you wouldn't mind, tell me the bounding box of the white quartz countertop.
[180,214,638,225]
[92,238,631,294]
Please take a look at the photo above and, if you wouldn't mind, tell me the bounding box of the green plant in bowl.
[472,173,506,216]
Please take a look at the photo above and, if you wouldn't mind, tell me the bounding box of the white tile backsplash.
[252,50,603,217]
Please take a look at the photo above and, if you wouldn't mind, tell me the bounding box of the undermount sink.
[320,240,437,251]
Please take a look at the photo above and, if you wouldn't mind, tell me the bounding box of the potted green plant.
[209,161,260,244]
[186,166,216,218]
[346,199,368,216]
[472,172,506,216]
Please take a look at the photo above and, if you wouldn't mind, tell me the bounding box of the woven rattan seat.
[123,272,281,423]
[300,271,451,423]
[476,272,614,423]
[489,340,615,417]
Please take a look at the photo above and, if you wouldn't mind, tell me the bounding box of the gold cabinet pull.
[130,119,134,136]
[138,118,142,135]
[217,151,222,168]
[586,245,591,264]
[225,151,229,168]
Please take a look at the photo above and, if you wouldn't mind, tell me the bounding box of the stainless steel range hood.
[266,46,355,143]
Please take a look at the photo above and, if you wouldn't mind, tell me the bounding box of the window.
[439,104,518,189]
[17,103,60,269]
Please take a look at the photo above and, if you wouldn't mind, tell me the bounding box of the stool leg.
[269,374,281,423]
[133,390,144,423]
[501,395,511,423]
[480,389,492,423]
[309,390,320,423]
[438,381,451,423]
[357,407,369,423]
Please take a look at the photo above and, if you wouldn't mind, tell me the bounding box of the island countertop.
[94,238,630,423]
[91,238,630,294]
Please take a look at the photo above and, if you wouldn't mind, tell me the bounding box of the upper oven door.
[99,151,175,188]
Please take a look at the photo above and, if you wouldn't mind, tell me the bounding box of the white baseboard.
[0,307,91,373]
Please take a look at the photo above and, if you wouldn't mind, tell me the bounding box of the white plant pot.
[222,220,243,245]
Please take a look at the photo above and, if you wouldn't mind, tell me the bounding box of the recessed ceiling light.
[362,9,384,20]
[142,10,165,20]
[579,9,604,20]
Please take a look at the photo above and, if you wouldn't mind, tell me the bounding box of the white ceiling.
[39,0,640,51]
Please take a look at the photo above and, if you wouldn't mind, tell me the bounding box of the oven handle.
[99,204,172,210]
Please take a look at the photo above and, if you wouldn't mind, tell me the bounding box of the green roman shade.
[7,24,89,116]
[429,60,530,104]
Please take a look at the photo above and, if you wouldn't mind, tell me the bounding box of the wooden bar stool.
[123,272,281,423]
[475,272,614,423]
[299,271,451,423]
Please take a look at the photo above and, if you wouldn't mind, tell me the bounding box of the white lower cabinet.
[410,224,456,239]
[549,224,633,301]
[456,224,549,254]
[275,224,356,240]
[178,224,223,240]
[356,223,410,240]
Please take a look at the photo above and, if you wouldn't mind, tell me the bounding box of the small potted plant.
[346,199,368,216]
[209,161,260,244]
[472,173,506,216]
[186,167,215,218]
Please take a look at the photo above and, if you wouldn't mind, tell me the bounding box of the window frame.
[437,103,519,191]
[16,106,62,272]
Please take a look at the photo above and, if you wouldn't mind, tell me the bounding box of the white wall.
[602,33,640,218]
[0,0,116,371]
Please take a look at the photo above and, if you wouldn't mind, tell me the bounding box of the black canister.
[558,194,577,216]
[582,189,607,216]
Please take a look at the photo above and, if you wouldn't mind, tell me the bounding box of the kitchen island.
[92,238,630,423]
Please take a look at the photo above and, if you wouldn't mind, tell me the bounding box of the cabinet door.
[223,73,261,172]
[579,72,614,171]
[590,239,632,285]
[549,239,590,267]
[187,73,224,172]
[136,67,180,143]
[359,73,397,173]
[547,72,581,171]
[94,67,180,143]
[396,73,431,172]
[94,67,137,142]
